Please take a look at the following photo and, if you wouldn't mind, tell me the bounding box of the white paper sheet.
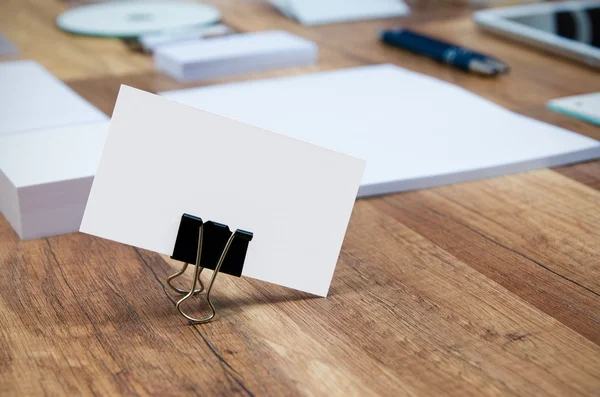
[161,64,600,197]
[0,61,107,136]
[80,86,365,296]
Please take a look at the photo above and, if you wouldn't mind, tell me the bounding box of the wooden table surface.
[1,0,600,396]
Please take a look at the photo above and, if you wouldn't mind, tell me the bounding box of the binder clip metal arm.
[166,214,253,324]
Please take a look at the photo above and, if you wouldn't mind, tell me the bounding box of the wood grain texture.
[1,0,600,396]
[556,161,600,191]
[0,0,154,79]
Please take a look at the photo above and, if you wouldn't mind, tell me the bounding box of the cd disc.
[57,1,221,38]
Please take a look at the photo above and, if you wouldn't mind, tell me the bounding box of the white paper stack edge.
[0,60,109,239]
[0,122,109,239]
[268,0,409,26]
[154,30,318,82]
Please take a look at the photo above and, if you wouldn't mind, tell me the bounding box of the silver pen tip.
[469,59,499,76]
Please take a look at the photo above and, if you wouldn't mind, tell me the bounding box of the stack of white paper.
[0,61,109,239]
[161,64,600,197]
[269,0,409,25]
[0,61,107,136]
[154,30,318,82]
[0,122,109,239]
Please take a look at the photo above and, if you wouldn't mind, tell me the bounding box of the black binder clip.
[166,213,253,324]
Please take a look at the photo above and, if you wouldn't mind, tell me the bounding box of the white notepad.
[162,64,600,197]
[154,30,317,82]
[0,61,107,136]
[81,86,365,296]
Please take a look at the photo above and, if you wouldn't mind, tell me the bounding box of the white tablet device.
[474,1,600,68]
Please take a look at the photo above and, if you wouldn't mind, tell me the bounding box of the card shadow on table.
[129,252,359,322]
[143,273,356,321]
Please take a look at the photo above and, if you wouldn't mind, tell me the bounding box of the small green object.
[547,93,600,127]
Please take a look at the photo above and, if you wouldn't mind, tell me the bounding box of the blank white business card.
[80,86,365,296]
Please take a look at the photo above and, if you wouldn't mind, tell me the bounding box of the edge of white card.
[160,64,600,198]
[80,86,366,297]
[268,0,409,26]
[0,168,21,237]
[358,145,600,197]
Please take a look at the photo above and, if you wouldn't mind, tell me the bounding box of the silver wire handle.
[166,262,204,295]
[167,224,237,325]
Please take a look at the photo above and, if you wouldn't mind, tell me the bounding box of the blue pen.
[380,28,509,76]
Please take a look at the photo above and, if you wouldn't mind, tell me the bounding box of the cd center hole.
[127,13,153,22]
